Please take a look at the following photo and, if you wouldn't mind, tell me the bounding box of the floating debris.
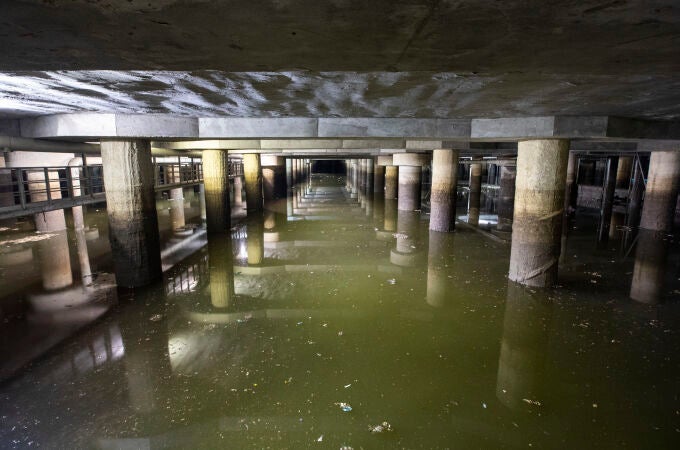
[482,402,487,409]
[149,314,163,322]
[369,421,393,433]
[386,278,397,285]
[335,402,352,412]
[317,435,324,442]
[344,384,352,389]
[522,398,542,406]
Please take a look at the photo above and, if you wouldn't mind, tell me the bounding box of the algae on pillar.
[508,139,569,287]
[101,140,161,288]
[430,149,459,232]
[202,150,231,233]
[243,154,263,213]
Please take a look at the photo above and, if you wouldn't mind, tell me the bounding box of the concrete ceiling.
[0,0,679,120]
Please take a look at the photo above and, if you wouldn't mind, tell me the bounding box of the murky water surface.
[1,176,679,449]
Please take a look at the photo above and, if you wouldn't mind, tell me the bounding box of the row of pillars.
[95,140,680,293]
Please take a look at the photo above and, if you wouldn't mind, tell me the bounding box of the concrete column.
[350,160,359,198]
[639,151,680,233]
[365,158,374,215]
[358,159,366,204]
[397,166,422,211]
[198,183,207,221]
[487,164,497,185]
[74,228,93,286]
[430,149,459,232]
[508,139,570,287]
[101,140,161,288]
[564,152,578,214]
[202,150,230,234]
[168,187,186,231]
[208,237,234,309]
[626,158,644,230]
[38,232,73,290]
[286,158,294,217]
[468,163,482,226]
[497,165,517,231]
[597,156,618,243]
[243,154,263,213]
[262,155,286,215]
[373,163,385,195]
[616,156,633,189]
[385,165,398,200]
[233,175,243,207]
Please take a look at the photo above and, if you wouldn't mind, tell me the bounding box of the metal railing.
[0,165,106,219]
[0,158,245,220]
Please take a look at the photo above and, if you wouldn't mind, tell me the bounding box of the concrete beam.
[200,118,317,138]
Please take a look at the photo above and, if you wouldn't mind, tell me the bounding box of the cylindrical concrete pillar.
[384,198,397,232]
[639,151,680,233]
[468,163,482,226]
[497,165,517,231]
[626,158,644,230]
[373,163,385,195]
[430,149,459,232]
[101,140,161,287]
[508,139,570,287]
[564,152,578,214]
[616,156,633,190]
[385,165,398,200]
[75,228,93,286]
[597,156,618,243]
[243,154,263,213]
[38,232,73,290]
[390,210,421,267]
[397,166,422,211]
[202,150,230,234]
[168,187,186,231]
[233,175,243,207]
[350,160,359,198]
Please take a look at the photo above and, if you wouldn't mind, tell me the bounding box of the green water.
[0,175,679,449]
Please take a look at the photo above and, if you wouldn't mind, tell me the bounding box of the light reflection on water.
[0,175,679,448]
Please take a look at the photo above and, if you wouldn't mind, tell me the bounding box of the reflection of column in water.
[208,236,234,309]
[74,229,93,286]
[246,212,264,265]
[120,308,171,413]
[384,199,398,232]
[38,231,73,290]
[630,229,668,304]
[496,281,552,410]
[426,230,453,307]
[390,210,421,267]
[608,212,625,241]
